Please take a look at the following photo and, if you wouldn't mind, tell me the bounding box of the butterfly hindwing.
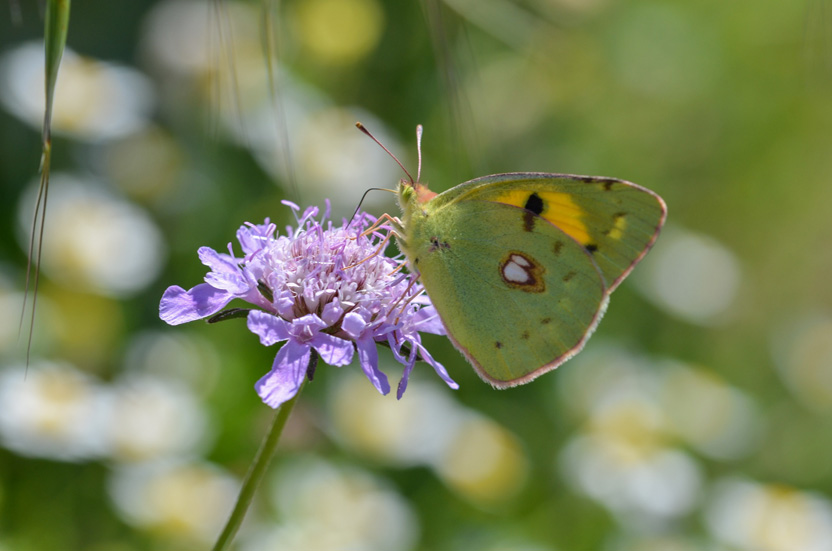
[410,198,609,386]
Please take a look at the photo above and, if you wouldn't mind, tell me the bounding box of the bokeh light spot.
[294,0,385,65]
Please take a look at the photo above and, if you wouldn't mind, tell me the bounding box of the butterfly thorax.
[396,180,443,268]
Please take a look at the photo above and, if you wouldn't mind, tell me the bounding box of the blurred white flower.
[329,369,528,506]
[16,174,166,297]
[605,533,723,551]
[705,478,832,551]
[240,458,418,551]
[105,373,212,463]
[142,0,402,210]
[657,360,761,460]
[0,42,154,140]
[0,361,110,461]
[560,419,703,524]
[555,347,770,524]
[434,413,528,506]
[122,331,221,397]
[560,347,762,462]
[330,370,461,466]
[282,107,405,209]
[0,286,58,357]
[771,313,832,413]
[633,226,742,325]
[108,459,238,544]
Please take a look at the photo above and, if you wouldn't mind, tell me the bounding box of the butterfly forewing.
[453,173,667,292]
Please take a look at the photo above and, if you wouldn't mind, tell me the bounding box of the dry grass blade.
[20,0,70,367]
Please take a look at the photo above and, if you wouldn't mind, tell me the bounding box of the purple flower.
[160,201,457,408]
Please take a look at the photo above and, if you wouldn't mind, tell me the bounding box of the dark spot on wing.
[603,180,614,191]
[523,210,536,232]
[563,271,576,282]
[524,192,544,215]
[429,237,451,252]
[522,193,544,232]
[521,331,530,340]
[553,241,564,256]
[541,317,551,324]
[586,243,598,253]
[495,341,503,349]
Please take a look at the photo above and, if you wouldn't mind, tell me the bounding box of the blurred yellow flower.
[293,0,385,65]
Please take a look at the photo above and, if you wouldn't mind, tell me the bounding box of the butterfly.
[359,123,667,388]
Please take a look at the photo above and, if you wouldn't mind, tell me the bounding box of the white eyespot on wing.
[503,257,532,284]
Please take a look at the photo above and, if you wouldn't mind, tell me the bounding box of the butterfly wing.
[426,173,667,292]
[405,173,665,386]
[409,198,608,387]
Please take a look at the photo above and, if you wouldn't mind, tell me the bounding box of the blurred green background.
[1,0,832,550]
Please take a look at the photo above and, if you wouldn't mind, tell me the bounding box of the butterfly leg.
[389,271,425,324]
[345,230,393,270]
[350,213,401,241]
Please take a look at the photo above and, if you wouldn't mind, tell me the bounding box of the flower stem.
[211,352,314,551]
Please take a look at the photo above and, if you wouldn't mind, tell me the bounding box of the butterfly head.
[398,178,436,206]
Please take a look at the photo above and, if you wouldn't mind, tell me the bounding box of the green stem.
[211,352,313,551]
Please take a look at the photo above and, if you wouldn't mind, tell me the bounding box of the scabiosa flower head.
[160,201,457,408]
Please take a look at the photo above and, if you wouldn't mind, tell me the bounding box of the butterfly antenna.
[348,187,396,225]
[416,124,423,183]
[355,122,414,184]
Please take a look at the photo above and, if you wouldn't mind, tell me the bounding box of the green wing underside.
[436,173,666,292]
[412,200,609,386]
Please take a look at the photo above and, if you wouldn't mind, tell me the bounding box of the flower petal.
[255,341,310,408]
[397,352,417,400]
[418,344,458,390]
[247,310,291,346]
[274,291,296,319]
[321,298,344,327]
[199,247,250,294]
[311,333,354,367]
[341,311,367,339]
[356,337,390,395]
[411,305,447,336]
[292,313,329,334]
[159,283,232,325]
[237,220,274,255]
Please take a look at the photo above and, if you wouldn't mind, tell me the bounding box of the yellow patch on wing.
[608,213,627,240]
[488,189,592,245]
